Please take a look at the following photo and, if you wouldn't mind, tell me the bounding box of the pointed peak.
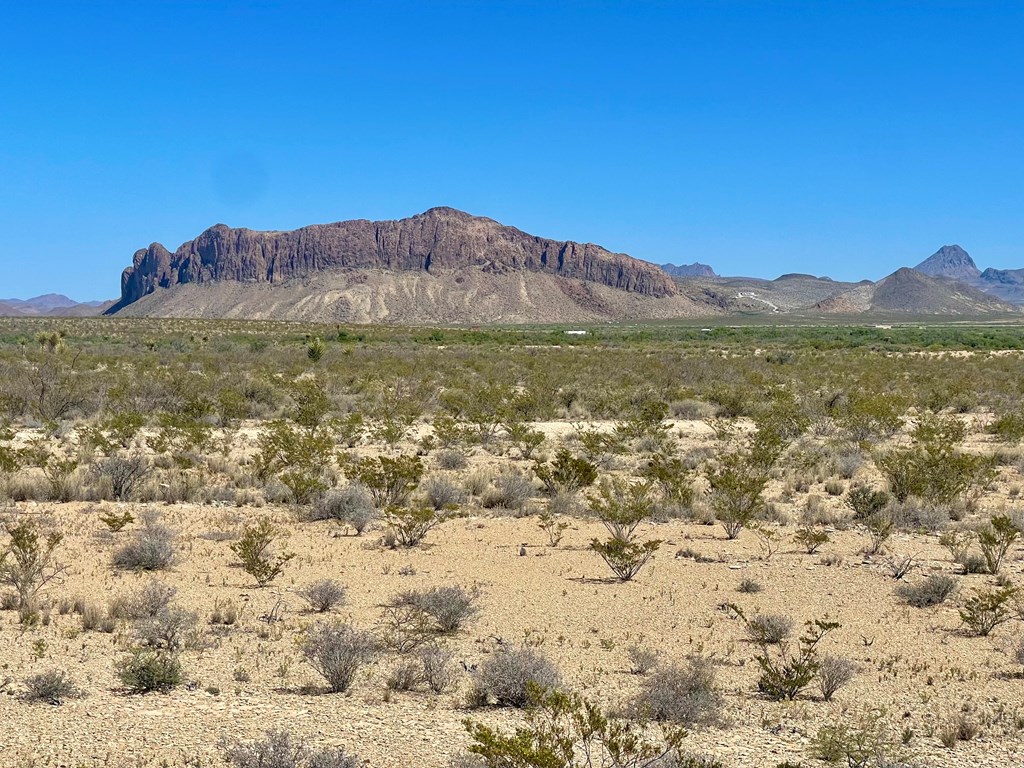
[915,245,980,280]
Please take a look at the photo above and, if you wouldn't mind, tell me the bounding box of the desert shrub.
[480,471,534,511]
[589,478,655,543]
[845,486,890,521]
[896,574,958,608]
[734,607,840,701]
[875,416,995,505]
[939,528,974,563]
[706,423,786,539]
[0,517,66,612]
[419,643,456,694]
[386,659,423,692]
[977,514,1020,575]
[384,504,447,547]
[347,454,424,507]
[462,686,696,768]
[834,391,903,441]
[223,729,360,768]
[883,553,917,580]
[505,422,546,459]
[112,515,176,571]
[23,669,81,703]
[301,623,379,693]
[816,655,856,701]
[533,450,597,495]
[210,598,239,625]
[960,586,1017,636]
[230,517,294,587]
[641,453,694,509]
[394,585,479,633]
[92,453,151,501]
[737,578,763,594]
[471,646,561,707]
[938,713,980,749]
[537,511,569,547]
[253,418,334,504]
[117,649,183,693]
[633,657,723,727]
[435,449,468,471]
[80,601,115,632]
[422,475,467,510]
[988,412,1024,441]
[745,613,793,645]
[98,508,135,532]
[109,580,176,620]
[863,512,895,555]
[626,644,660,675]
[591,538,662,582]
[299,579,346,613]
[135,605,200,651]
[793,525,829,554]
[308,485,376,534]
[810,713,896,767]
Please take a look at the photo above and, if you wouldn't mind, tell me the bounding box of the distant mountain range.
[913,244,1024,303]
[3,211,1021,322]
[0,294,112,317]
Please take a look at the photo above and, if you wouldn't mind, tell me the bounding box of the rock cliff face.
[113,207,675,311]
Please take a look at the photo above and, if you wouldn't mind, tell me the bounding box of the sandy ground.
[1,420,1024,767]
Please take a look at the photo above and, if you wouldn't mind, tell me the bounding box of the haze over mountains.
[4,210,1023,322]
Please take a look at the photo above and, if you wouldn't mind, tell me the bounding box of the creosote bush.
[230,517,294,587]
[384,504,447,547]
[462,685,710,768]
[117,648,183,693]
[0,517,66,615]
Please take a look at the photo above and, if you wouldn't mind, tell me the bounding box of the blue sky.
[1,1,1022,300]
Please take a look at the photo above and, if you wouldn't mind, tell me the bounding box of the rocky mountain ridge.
[112,207,676,314]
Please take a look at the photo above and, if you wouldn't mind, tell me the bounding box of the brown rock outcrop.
[112,207,675,311]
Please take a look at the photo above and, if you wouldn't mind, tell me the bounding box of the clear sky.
[1,1,1022,300]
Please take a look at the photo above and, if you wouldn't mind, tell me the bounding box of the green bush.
[230,518,294,587]
[117,649,183,693]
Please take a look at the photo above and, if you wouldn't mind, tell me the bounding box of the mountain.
[816,267,1017,315]
[913,245,1024,303]
[660,262,716,278]
[109,208,714,324]
[915,245,981,281]
[0,294,112,317]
